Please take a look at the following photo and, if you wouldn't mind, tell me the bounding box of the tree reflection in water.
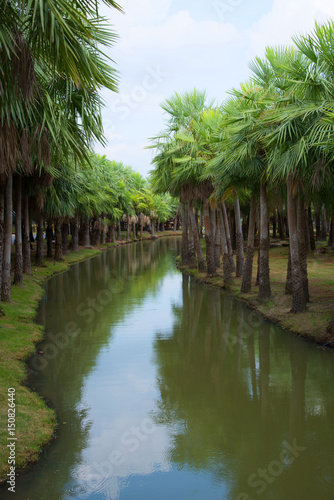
[153,274,334,499]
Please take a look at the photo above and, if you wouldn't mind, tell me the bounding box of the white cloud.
[249,0,334,56]
[95,0,334,176]
[98,0,173,33]
[104,132,124,141]
[95,140,152,173]
[119,0,173,25]
[119,10,241,53]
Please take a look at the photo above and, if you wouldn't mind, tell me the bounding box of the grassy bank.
[177,243,334,346]
[0,247,104,483]
[0,230,181,484]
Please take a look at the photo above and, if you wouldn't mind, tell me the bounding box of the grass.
[177,243,334,345]
[0,246,104,482]
[0,229,182,483]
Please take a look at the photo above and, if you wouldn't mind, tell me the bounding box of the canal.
[2,237,334,499]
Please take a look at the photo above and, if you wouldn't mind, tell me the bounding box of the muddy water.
[2,237,334,499]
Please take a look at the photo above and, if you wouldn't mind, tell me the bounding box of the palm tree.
[0,0,122,299]
[208,84,273,298]
[241,194,256,293]
[150,90,213,272]
[251,36,334,310]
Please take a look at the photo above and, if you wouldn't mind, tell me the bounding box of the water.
[2,237,334,499]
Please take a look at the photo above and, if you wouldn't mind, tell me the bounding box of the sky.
[95,0,334,177]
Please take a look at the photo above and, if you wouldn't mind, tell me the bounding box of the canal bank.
[176,243,334,347]
[0,231,181,484]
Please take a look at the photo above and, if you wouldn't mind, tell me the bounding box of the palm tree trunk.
[14,176,23,284]
[189,205,205,272]
[229,208,236,251]
[23,195,31,274]
[307,206,315,251]
[96,227,101,246]
[321,203,327,241]
[187,211,197,269]
[315,204,321,240]
[219,206,232,286]
[203,199,216,276]
[278,195,285,239]
[241,195,256,293]
[126,217,131,241]
[188,202,199,269]
[234,195,244,277]
[258,183,271,300]
[90,218,96,245]
[328,218,334,248]
[174,204,181,232]
[272,210,277,238]
[71,215,79,251]
[297,194,309,303]
[92,220,100,246]
[101,225,106,245]
[1,173,13,301]
[304,209,310,254]
[0,185,4,292]
[35,215,44,264]
[78,216,83,246]
[222,202,235,272]
[62,222,68,254]
[242,214,248,241]
[284,215,289,238]
[181,202,189,264]
[110,223,116,243]
[132,222,136,240]
[100,214,106,244]
[214,210,221,269]
[255,251,260,287]
[150,218,156,239]
[46,219,53,258]
[285,248,293,294]
[29,223,34,244]
[287,178,306,312]
[83,215,90,247]
[199,212,204,239]
[117,221,121,240]
[55,219,63,260]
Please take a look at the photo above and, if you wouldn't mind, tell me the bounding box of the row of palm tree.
[149,20,334,314]
[2,150,177,304]
[42,153,177,258]
[1,0,126,302]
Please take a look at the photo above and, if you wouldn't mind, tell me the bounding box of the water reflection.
[1,239,180,500]
[1,238,334,500]
[153,274,334,500]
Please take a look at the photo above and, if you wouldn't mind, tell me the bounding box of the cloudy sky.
[96,0,333,177]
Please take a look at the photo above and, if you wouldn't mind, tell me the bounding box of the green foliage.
[149,21,334,212]
[42,154,177,224]
[0,0,121,177]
